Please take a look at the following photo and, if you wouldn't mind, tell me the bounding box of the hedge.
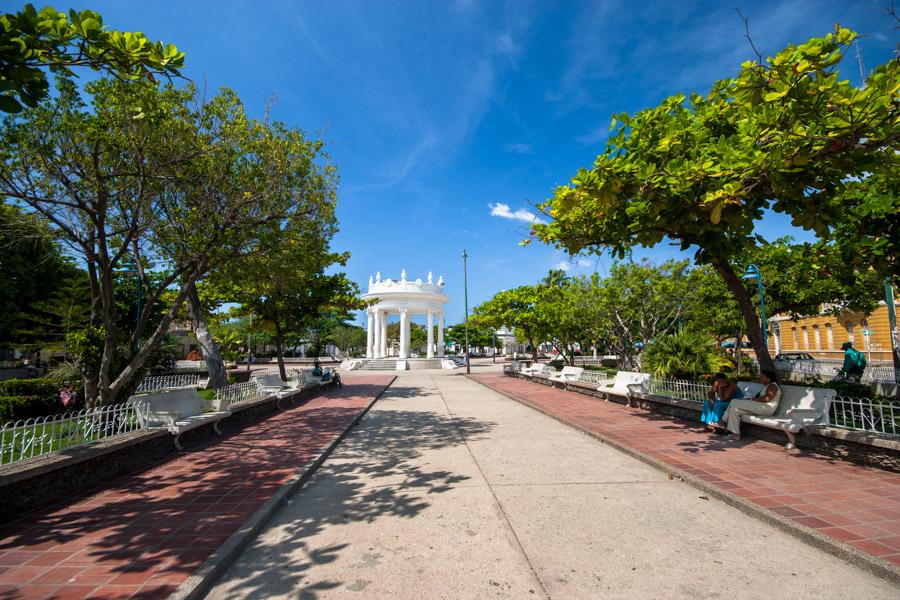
[0,378,75,423]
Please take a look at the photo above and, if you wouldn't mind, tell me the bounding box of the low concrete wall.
[0,383,334,519]
[507,371,900,473]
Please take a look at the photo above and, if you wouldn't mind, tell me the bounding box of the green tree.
[332,323,367,357]
[470,285,544,359]
[0,77,321,404]
[1,4,184,113]
[0,203,72,346]
[641,328,732,379]
[533,27,899,373]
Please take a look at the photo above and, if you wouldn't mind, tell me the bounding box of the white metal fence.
[645,379,708,403]
[774,361,900,385]
[134,374,200,393]
[0,401,150,466]
[829,396,899,437]
[215,380,265,408]
[577,370,616,386]
[861,367,900,385]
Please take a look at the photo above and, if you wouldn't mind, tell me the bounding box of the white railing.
[215,380,266,408]
[0,401,150,466]
[645,379,708,403]
[861,367,900,384]
[775,360,900,385]
[135,374,200,393]
[577,370,616,386]
[829,396,899,437]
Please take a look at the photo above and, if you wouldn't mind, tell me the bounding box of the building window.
[792,328,798,349]
[826,324,834,350]
[813,325,821,350]
[847,322,855,342]
[801,327,810,350]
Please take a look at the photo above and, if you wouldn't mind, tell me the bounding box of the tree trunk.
[185,282,227,389]
[712,260,774,373]
[273,319,288,381]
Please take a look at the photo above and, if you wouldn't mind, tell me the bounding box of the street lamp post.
[463,250,470,374]
[742,264,768,350]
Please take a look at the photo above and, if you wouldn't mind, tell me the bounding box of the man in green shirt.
[839,341,867,382]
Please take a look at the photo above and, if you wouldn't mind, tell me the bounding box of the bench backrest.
[255,373,286,388]
[736,382,765,399]
[130,388,205,421]
[560,366,583,378]
[772,385,836,421]
[613,371,651,388]
[527,363,551,375]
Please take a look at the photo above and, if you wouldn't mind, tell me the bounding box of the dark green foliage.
[0,377,73,421]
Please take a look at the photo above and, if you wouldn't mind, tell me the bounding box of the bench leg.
[173,434,183,451]
[784,430,796,451]
[213,420,223,435]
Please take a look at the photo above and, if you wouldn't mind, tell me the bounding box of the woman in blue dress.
[701,373,742,430]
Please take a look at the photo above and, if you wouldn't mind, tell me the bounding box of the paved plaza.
[0,376,393,600]
[206,367,898,599]
[474,371,900,568]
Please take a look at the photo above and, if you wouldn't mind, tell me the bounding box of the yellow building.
[769,301,899,363]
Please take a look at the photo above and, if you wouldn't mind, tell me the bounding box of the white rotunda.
[361,269,448,367]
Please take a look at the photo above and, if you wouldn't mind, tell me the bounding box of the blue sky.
[11,0,895,326]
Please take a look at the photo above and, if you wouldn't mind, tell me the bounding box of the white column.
[426,310,434,358]
[399,309,409,359]
[437,311,445,357]
[366,310,374,358]
[380,311,388,358]
[373,311,382,358]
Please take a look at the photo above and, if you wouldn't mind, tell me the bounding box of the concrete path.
[0,376,393,600]
[206,370,898,599]
[474,372,900,570]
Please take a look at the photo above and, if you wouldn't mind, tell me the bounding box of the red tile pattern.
[473,373,900,568]
[0,376,392,600]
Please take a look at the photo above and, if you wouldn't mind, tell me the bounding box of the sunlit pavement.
[0,376,393,600]
[206,368,897,599]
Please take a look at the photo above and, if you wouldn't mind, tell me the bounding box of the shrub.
[0,378,79,422]
[642,329,733,379]
[0,394,59,422]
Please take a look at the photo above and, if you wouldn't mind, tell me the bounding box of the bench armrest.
[626,382,647,396]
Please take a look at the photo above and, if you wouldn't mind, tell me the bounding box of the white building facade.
[362,270,448,360]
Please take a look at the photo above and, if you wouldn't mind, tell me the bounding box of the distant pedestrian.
[839,342,867,382]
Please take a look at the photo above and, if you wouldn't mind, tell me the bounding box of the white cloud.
[555,261,572,272]
[577,258,592,267]
[488,202,545,224]
[502,142,534,154]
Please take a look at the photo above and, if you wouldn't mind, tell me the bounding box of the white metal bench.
[297,368,334,387]
[550,366,584,382]
[253,373,299,396]
[599,371,652,403]
[522,363,553,377]
[740,385,836,449]
[131,388,231,450]
[736,381,765,399]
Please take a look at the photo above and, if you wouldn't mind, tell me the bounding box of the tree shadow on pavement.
[0,382,395,597]
[208,395,496,599]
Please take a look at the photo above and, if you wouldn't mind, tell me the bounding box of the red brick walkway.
[473,373,900,568]
[0,376,393,600]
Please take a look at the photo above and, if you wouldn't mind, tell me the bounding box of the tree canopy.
[532,26,899,371]
[1,4,184,113]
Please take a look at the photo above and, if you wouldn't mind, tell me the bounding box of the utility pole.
[463,249,470,374]
[886,278,900,378]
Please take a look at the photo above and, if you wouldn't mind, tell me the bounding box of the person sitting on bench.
[720,369,782,441]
